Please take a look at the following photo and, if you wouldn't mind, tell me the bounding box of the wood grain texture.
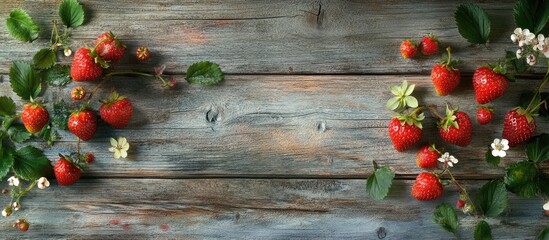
[0,179,546,239]
[1,75,547,178]
[0,0,535,75]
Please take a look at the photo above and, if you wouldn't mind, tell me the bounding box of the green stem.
[445,47,452,65]
[447,170,478,217]
[527,60,549,111]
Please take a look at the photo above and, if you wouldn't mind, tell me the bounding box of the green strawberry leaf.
[5,8,40,43]
[33,48,57,69]
[506,51,528,75]
[514,0,549,35]
[474,180,508,217]
[504,161,540,198]
[474,220,493,240]
[0,96,16,117]
[455,4,491,44]
[7,124,32,143]
[433,203,459,235]
[13,146,52,181]
[539,227,549,240]
[485,149,501,166]
[51,100,70,130]
[366,167,395,200]
[186,61,224,86]
[37,124,58,146]
[59,0,85,28]
[2,115,18,131]
[41,64,71,86]
[0,138,16,180]
[9,61,42,100]
[527,133,549,163]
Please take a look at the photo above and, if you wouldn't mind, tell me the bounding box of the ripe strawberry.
[456,199,466,209]
[476,106,494,125]
[21,103,49,134]
[71,48,103,82]
[436,106,473,147]
[400,39,418,59]
[416,144,441,169]
[84,152,95,164]
[420,34,439,56]
[388,110,424,152]
[431,47,460,96]
[136,47,150,61]
[16,219,29,232]
[95,32,126,62]
[54,156,82,186]
[71,86,87,100]
[411,172,443,201]
[68,109,97,141]
[473,66,510,104]
[502,107,536,147]
[99,91,133,129]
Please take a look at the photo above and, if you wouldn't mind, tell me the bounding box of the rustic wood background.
[0,0,548,239]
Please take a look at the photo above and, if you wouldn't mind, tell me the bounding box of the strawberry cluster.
[400,34,440,59]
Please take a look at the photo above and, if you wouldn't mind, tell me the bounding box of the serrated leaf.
[455,4,491,44]
[51,100,70,130]
[33,48,57,69]
[504,161,540,197]
[9,61,42,100]
[474,220,493,240]
[485,149,501,166]
[527,134,549,163]
[13,146,52,181]
[59,0,85,28]
[475,180,508,217]
[0,138,15,180]
[7,124,32,143]
[37,125,58,146]
[433,203,459,235]
[185,61,224,86]
[539,227,549,240]
[0,96,16,117]
[514,0,549,34]
[5,8,40,43]
[2,115,17,130]
[41,65,71,86]
[366,167,395,200]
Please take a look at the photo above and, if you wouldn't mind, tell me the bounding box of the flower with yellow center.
[109,137,129,159]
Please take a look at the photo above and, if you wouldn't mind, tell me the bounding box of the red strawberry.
[68,109,97,141]
[436,106,473,147]
[99,91,133,129]
[400,39,418,59]
[477,106,494,125]
[502,107,536,147]
[16,219,29,232]
[84,152,95,164]
[71,48,103,82]
[416,144,441,169]
[136,47,150,61]
[420,34,439,55]
[411,172,443,201]
[21,103,49,133]
[95,32,126,62]
[456,199,466,209]
[431,47,460,96]
[54,156,82,186]
[71,86,87,100]
[473,66,510,104]
[388,110,424,152]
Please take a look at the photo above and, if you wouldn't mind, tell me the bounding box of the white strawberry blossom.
[12,202,19,211]
[516,48,524,59]
[64,48,72,57]
[544,202,549,211]
[7,176,19,187]
[438,152,458,167]
[527,54,537,66]
[511,28,535,47]
[534,34,549,58]
[37,177,50,189]
[2,208,11,218]
[491,138,510,157]
[109,137,129,159]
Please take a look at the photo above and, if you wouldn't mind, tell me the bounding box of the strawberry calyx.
[58,153,87,171]
[438,47,458,70]
[428,143,441,154]
[425,33,439,43]
[101,91,126,105]
[394,107,425,129]
[88,48,109,69]
[515,106,535,123]
[437,105,459,131]
[386,80,418,112]
[477,105,494,112]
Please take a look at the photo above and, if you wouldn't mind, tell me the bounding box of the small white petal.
[501,139,509,146]
[491,143,497,149]
[438,157,445,163]
[122,142,130,151]
[511,34,518,43]
[113,150,121,159]
[118,137,127,146]
[447,162,453,167]
[492,149,500,157]
[120,151,128,158]
[544,202,549,210]
[498,151,507,158]
[110,138,118,147]
[108,147,117,153]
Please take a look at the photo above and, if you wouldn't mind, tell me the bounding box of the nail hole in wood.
[317,121,326,132]
[206,109,218,123]
[377,227,387,239]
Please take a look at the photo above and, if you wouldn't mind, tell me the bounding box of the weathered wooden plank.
[1,75,547,178]
[0,0,530,74]
[0,178,544,239]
